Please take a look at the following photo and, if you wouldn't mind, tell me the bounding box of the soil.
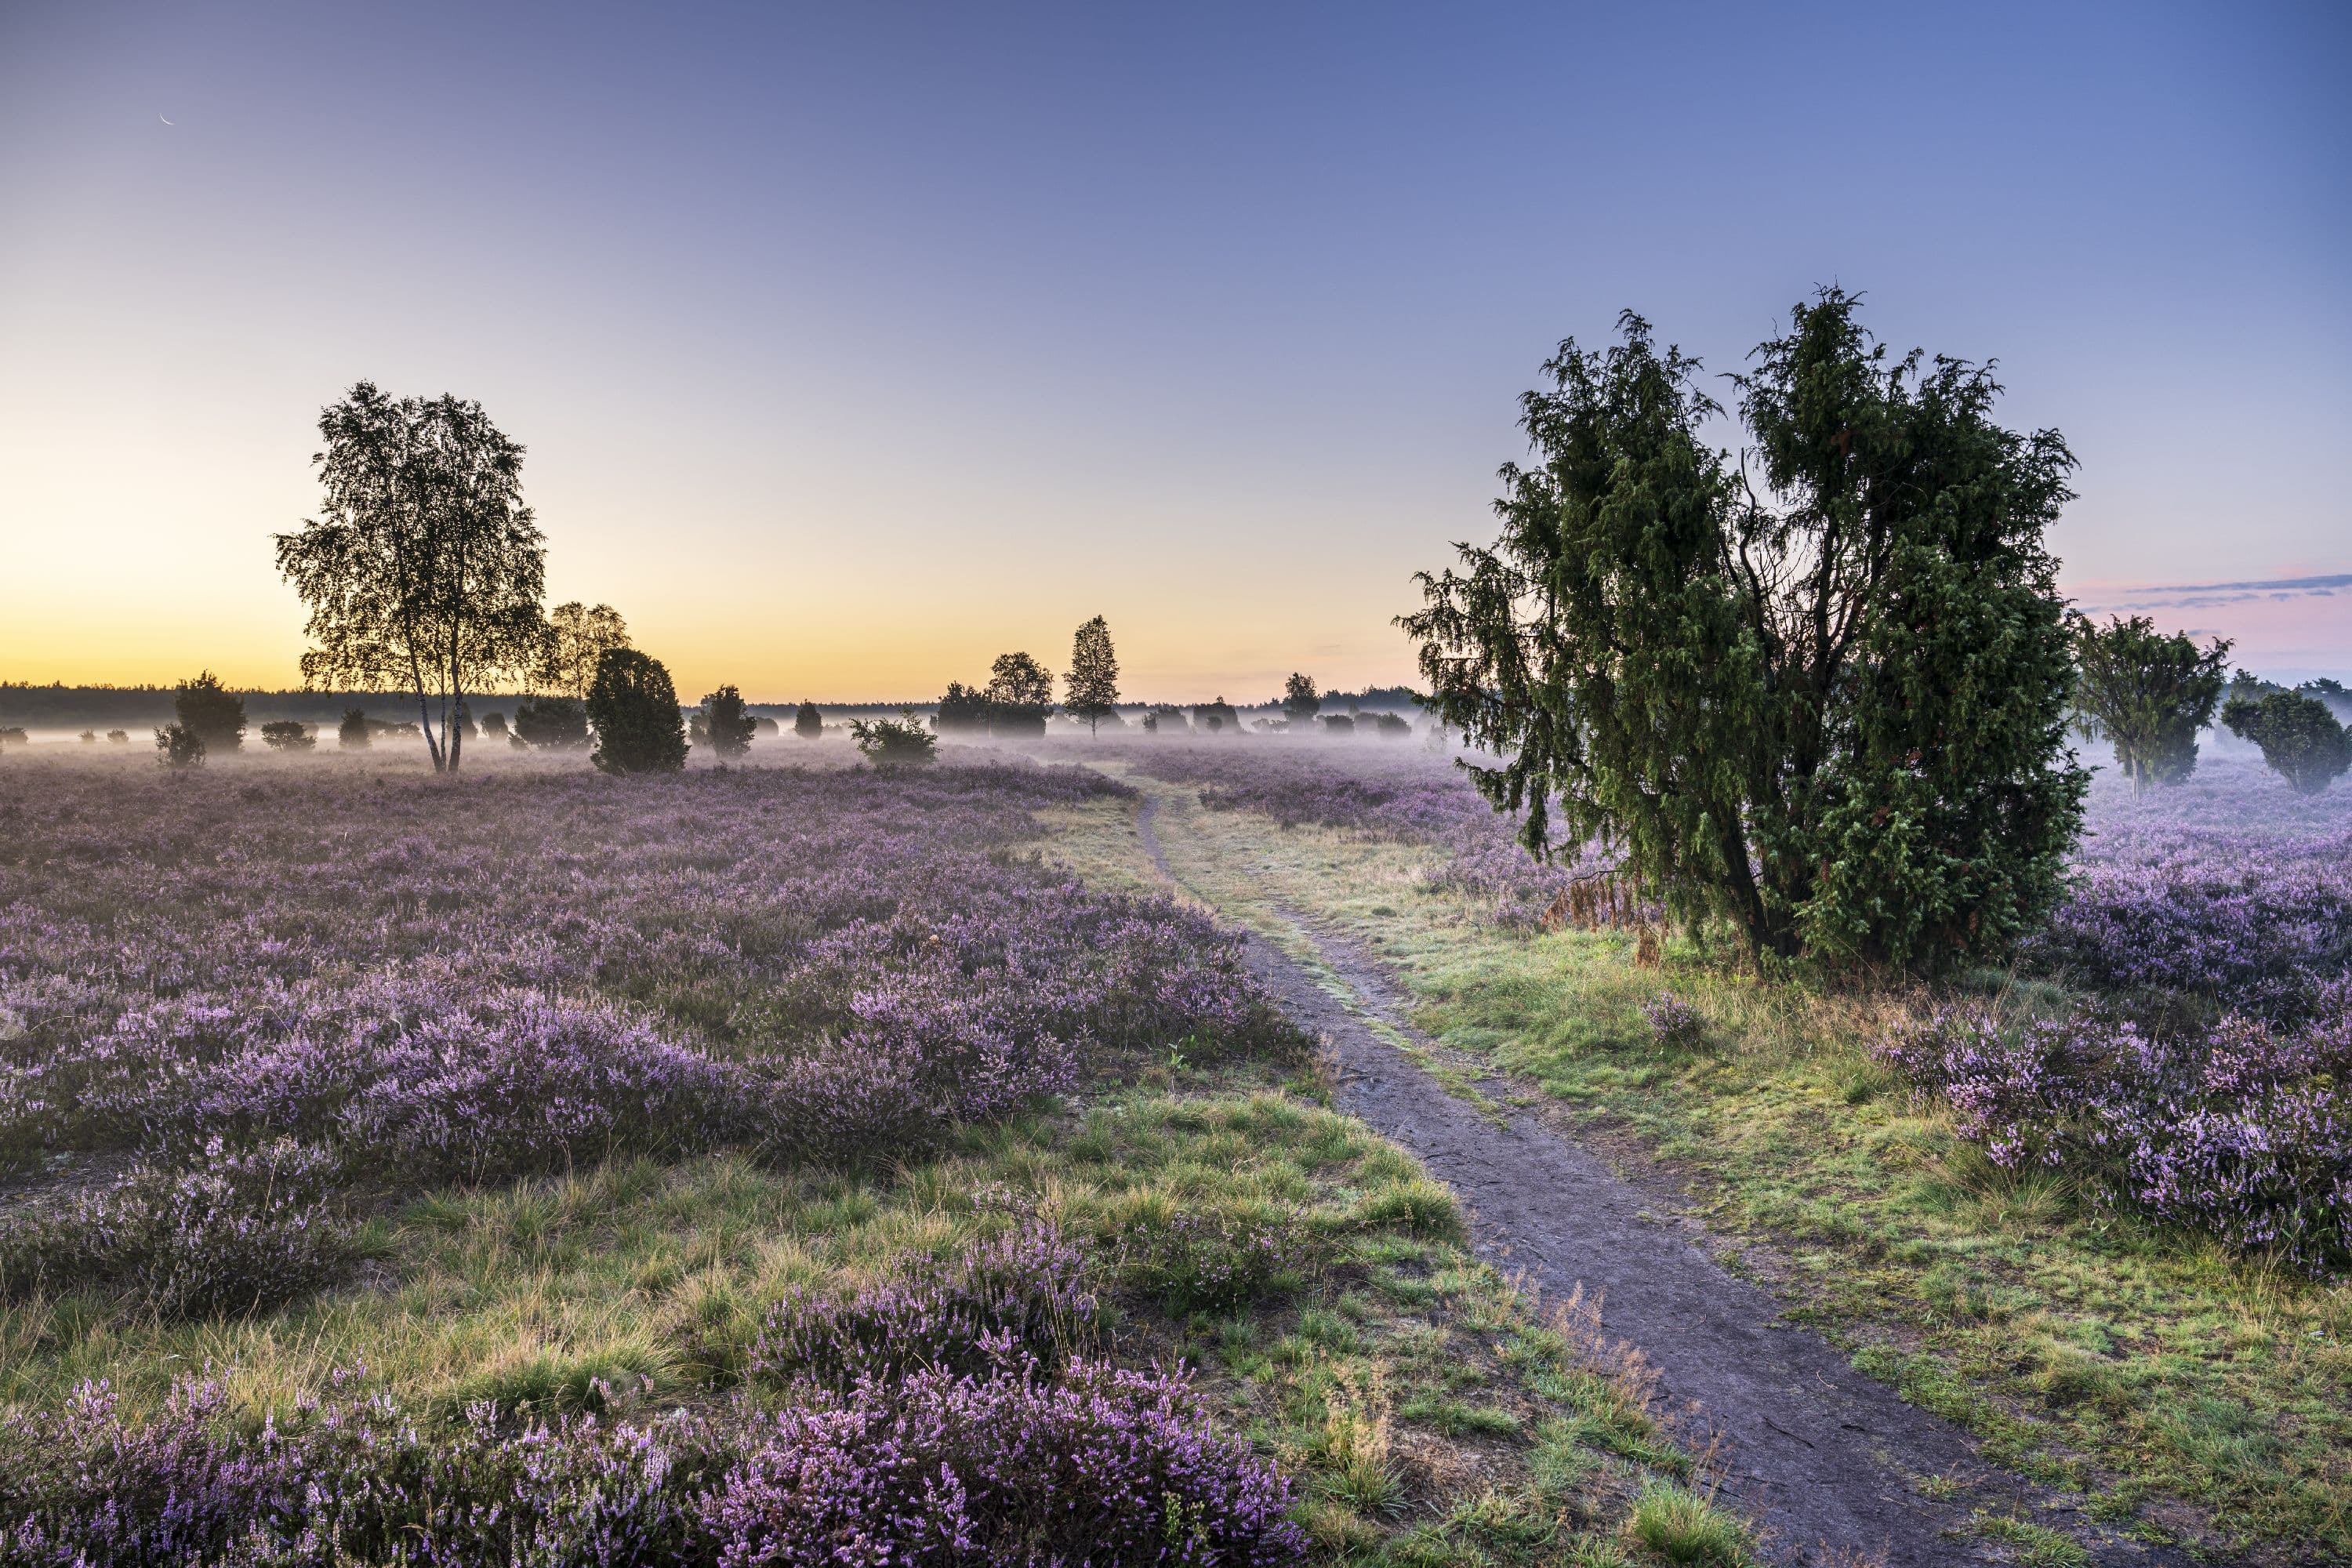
[1133,794,2194,1567]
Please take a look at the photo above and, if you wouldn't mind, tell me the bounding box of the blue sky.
[2,1,2345,697]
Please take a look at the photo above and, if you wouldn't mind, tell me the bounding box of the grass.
[1084,774,2352,1562]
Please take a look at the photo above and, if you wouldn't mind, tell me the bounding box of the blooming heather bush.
[0,1358,1303,1567]
[1875,989,2352,1273]
[1638,991,1705,1051]
[0,1137,347,1316]
[706,1357,1302,1568]
[751,1222,1098,1391]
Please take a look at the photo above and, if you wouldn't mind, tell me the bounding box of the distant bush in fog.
[172,670,245,753]
[338,708,371,750]
[795,699,822,739]
[154,723,204,768]
[514,694,589,750]
[260,720,314,752]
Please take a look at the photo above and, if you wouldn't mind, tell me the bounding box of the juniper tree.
[2072,615,2230,793]
[794,699,822,739]
[586,648,688,775]
[274,383,547,773]
[2223,688,2350,795]
[1402,291,2085,972]
[700,685,756,759]
[1064,617,1121,735]
[173,671,245,753]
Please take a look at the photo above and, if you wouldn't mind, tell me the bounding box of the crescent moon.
[159,114,174,125]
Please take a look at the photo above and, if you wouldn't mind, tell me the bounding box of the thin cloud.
[2074,572,2351,614]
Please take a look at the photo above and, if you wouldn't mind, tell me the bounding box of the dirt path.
[1132,793,2188,1567]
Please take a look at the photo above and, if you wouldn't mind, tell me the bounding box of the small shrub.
[1638,991,1706,1051]
[1120,1204,1309,1315]
[1319,713,1356,735]
[153,722,204,768]
[0,1137,347,1317]
[587,648,689,775]
[0,728,28,748]
[480,710,509,739]
[259,720,314,752]
[173,670,245,753]
[78,730,96,743]
[336,707,371,750]
[750,1222,1098,1390]
[1374,712,1413,739]
[849,710,938,765]
[514,693,590,750]
[699,684,755,759]
[106,729,129,744]
[793,699,822,738]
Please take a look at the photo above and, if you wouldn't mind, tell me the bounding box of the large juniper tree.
[1402,292,2086,971]
[275,383,547,772]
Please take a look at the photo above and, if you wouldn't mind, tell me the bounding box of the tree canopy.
[539,602,630,702]
[2072,614,2230,793]
[173,671,245,753]
[985,652,1054,736]
[1283,673,1321,727]
[2223,688,2350,795]
[1064,617,1121,735]
[586,648,688,775]
[700,685,756,759]
[274,383,546,772]
[1402,291,2085,972]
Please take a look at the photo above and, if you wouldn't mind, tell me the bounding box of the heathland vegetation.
[3,298,2350,1564]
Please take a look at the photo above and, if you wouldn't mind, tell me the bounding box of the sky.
[1,1,2346,702]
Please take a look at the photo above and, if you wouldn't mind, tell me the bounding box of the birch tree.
[275,383,548,773]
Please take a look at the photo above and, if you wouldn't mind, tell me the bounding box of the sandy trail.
[1132,792,2188,1567]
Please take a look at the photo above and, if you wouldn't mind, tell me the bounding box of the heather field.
[0,743,1731,1566]
[1065,737,2352,1563]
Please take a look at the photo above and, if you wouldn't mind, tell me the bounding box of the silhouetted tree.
[174,671,245,753]
[985,652,1054,738]
[481,710,509,740]
[513,695,589,750]
[154,723,204,768]
[274,383,547,772]
[1283,673,1321,728]
[1319,713,1355,735]
[538,602,630,701]
[2073,615,2230,793]
[2223,689,2350,795]
[260,720,314,752]
[587,648,688,774]
[794,700,822,739]
[935,682,989,734]
[1064,616,1120,735]
[107,729,129,745]
[1403,291,2085,972]
[701,685,755,759]
[338,708,372,750]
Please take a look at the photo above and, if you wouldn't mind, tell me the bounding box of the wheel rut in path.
[1132,796,2188,1567]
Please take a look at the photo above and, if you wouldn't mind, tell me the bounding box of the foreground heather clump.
[1876,986,2352,1274]
[0,758,1293,1317]
[0,1354,1304,1567]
